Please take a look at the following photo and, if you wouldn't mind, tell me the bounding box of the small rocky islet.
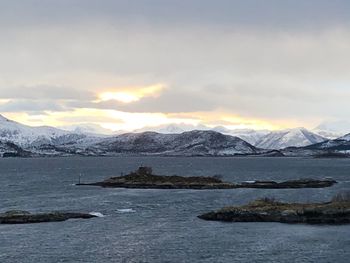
[198,197,350,224]
[0,210,97,224]
[78,166,337,189]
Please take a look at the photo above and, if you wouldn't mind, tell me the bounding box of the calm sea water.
[0,157,349,263]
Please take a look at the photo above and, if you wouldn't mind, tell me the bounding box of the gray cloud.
[0,85,94,100]
[0,1,350,127]
[68,88,218,113]
[0,99,67,112]
[62,79,350,122]
[56,115,124,124]
[1,0,349,30]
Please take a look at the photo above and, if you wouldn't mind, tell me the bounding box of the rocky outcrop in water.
[78,167,235,189]
[78,167,336,189]
[0,210,97,224]
[198,198,350,224]
[236,178,336,189]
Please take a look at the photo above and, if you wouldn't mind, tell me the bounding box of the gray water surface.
[0,157,349,262]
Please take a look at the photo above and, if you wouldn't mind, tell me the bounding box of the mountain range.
[134,123,330,149]
[0,114,348,157]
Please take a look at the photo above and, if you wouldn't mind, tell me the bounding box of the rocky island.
[78,166,337,189]
[236,178,336,189]
[0,210,98,224]
[198,196,350,224]
[78,166,235,189]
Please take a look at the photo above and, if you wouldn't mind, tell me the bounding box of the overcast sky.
[0,0,349,131]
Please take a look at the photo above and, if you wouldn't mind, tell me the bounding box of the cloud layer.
[0,1,349,130]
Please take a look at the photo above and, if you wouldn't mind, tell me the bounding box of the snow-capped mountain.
[0,114,71,146]
[255,128,327,150]
[134,123,269,145]
[91,130,259,156]
[0,114,105,156]
[314,120,350,139]
[216,128,270,145]
[285,133,350,156]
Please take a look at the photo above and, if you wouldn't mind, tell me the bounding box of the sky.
[0,0,350,132]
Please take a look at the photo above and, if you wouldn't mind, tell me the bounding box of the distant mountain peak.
[0,114,11,122]
[256,128,326,150]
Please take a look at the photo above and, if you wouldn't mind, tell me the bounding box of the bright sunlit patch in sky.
[102,109,199,131]
[98,84,165,103]
[0,99,11,104]
[6,108,199,132]
[99,92,139,103]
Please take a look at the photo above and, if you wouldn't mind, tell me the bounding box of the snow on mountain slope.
[0,114,70,146]
[255,128,327,150]
[340,133,350,141]
[216,128,270,145]
[0,114,105,150]
[299,133,350,154]
[280,132,350,157]
[312,130,343,140]
[92,130,258,156]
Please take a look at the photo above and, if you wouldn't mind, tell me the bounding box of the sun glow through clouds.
[99,92,139,103]
[5,108,301,133]
[98,84,165,103]
[0,99,11,104]
[3,84,308,132]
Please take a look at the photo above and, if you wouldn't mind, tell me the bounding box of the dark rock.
[0,210,97,224]
[236,178,337,189]
[198,199,350,224]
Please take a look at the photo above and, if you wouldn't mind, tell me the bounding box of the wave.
[116,208,136,213]
[89,212,105,217]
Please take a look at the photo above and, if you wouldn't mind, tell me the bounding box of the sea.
[0,157,349,263]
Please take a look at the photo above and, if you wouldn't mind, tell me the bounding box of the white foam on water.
[116,208,136,213]
[89,212,105,217]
